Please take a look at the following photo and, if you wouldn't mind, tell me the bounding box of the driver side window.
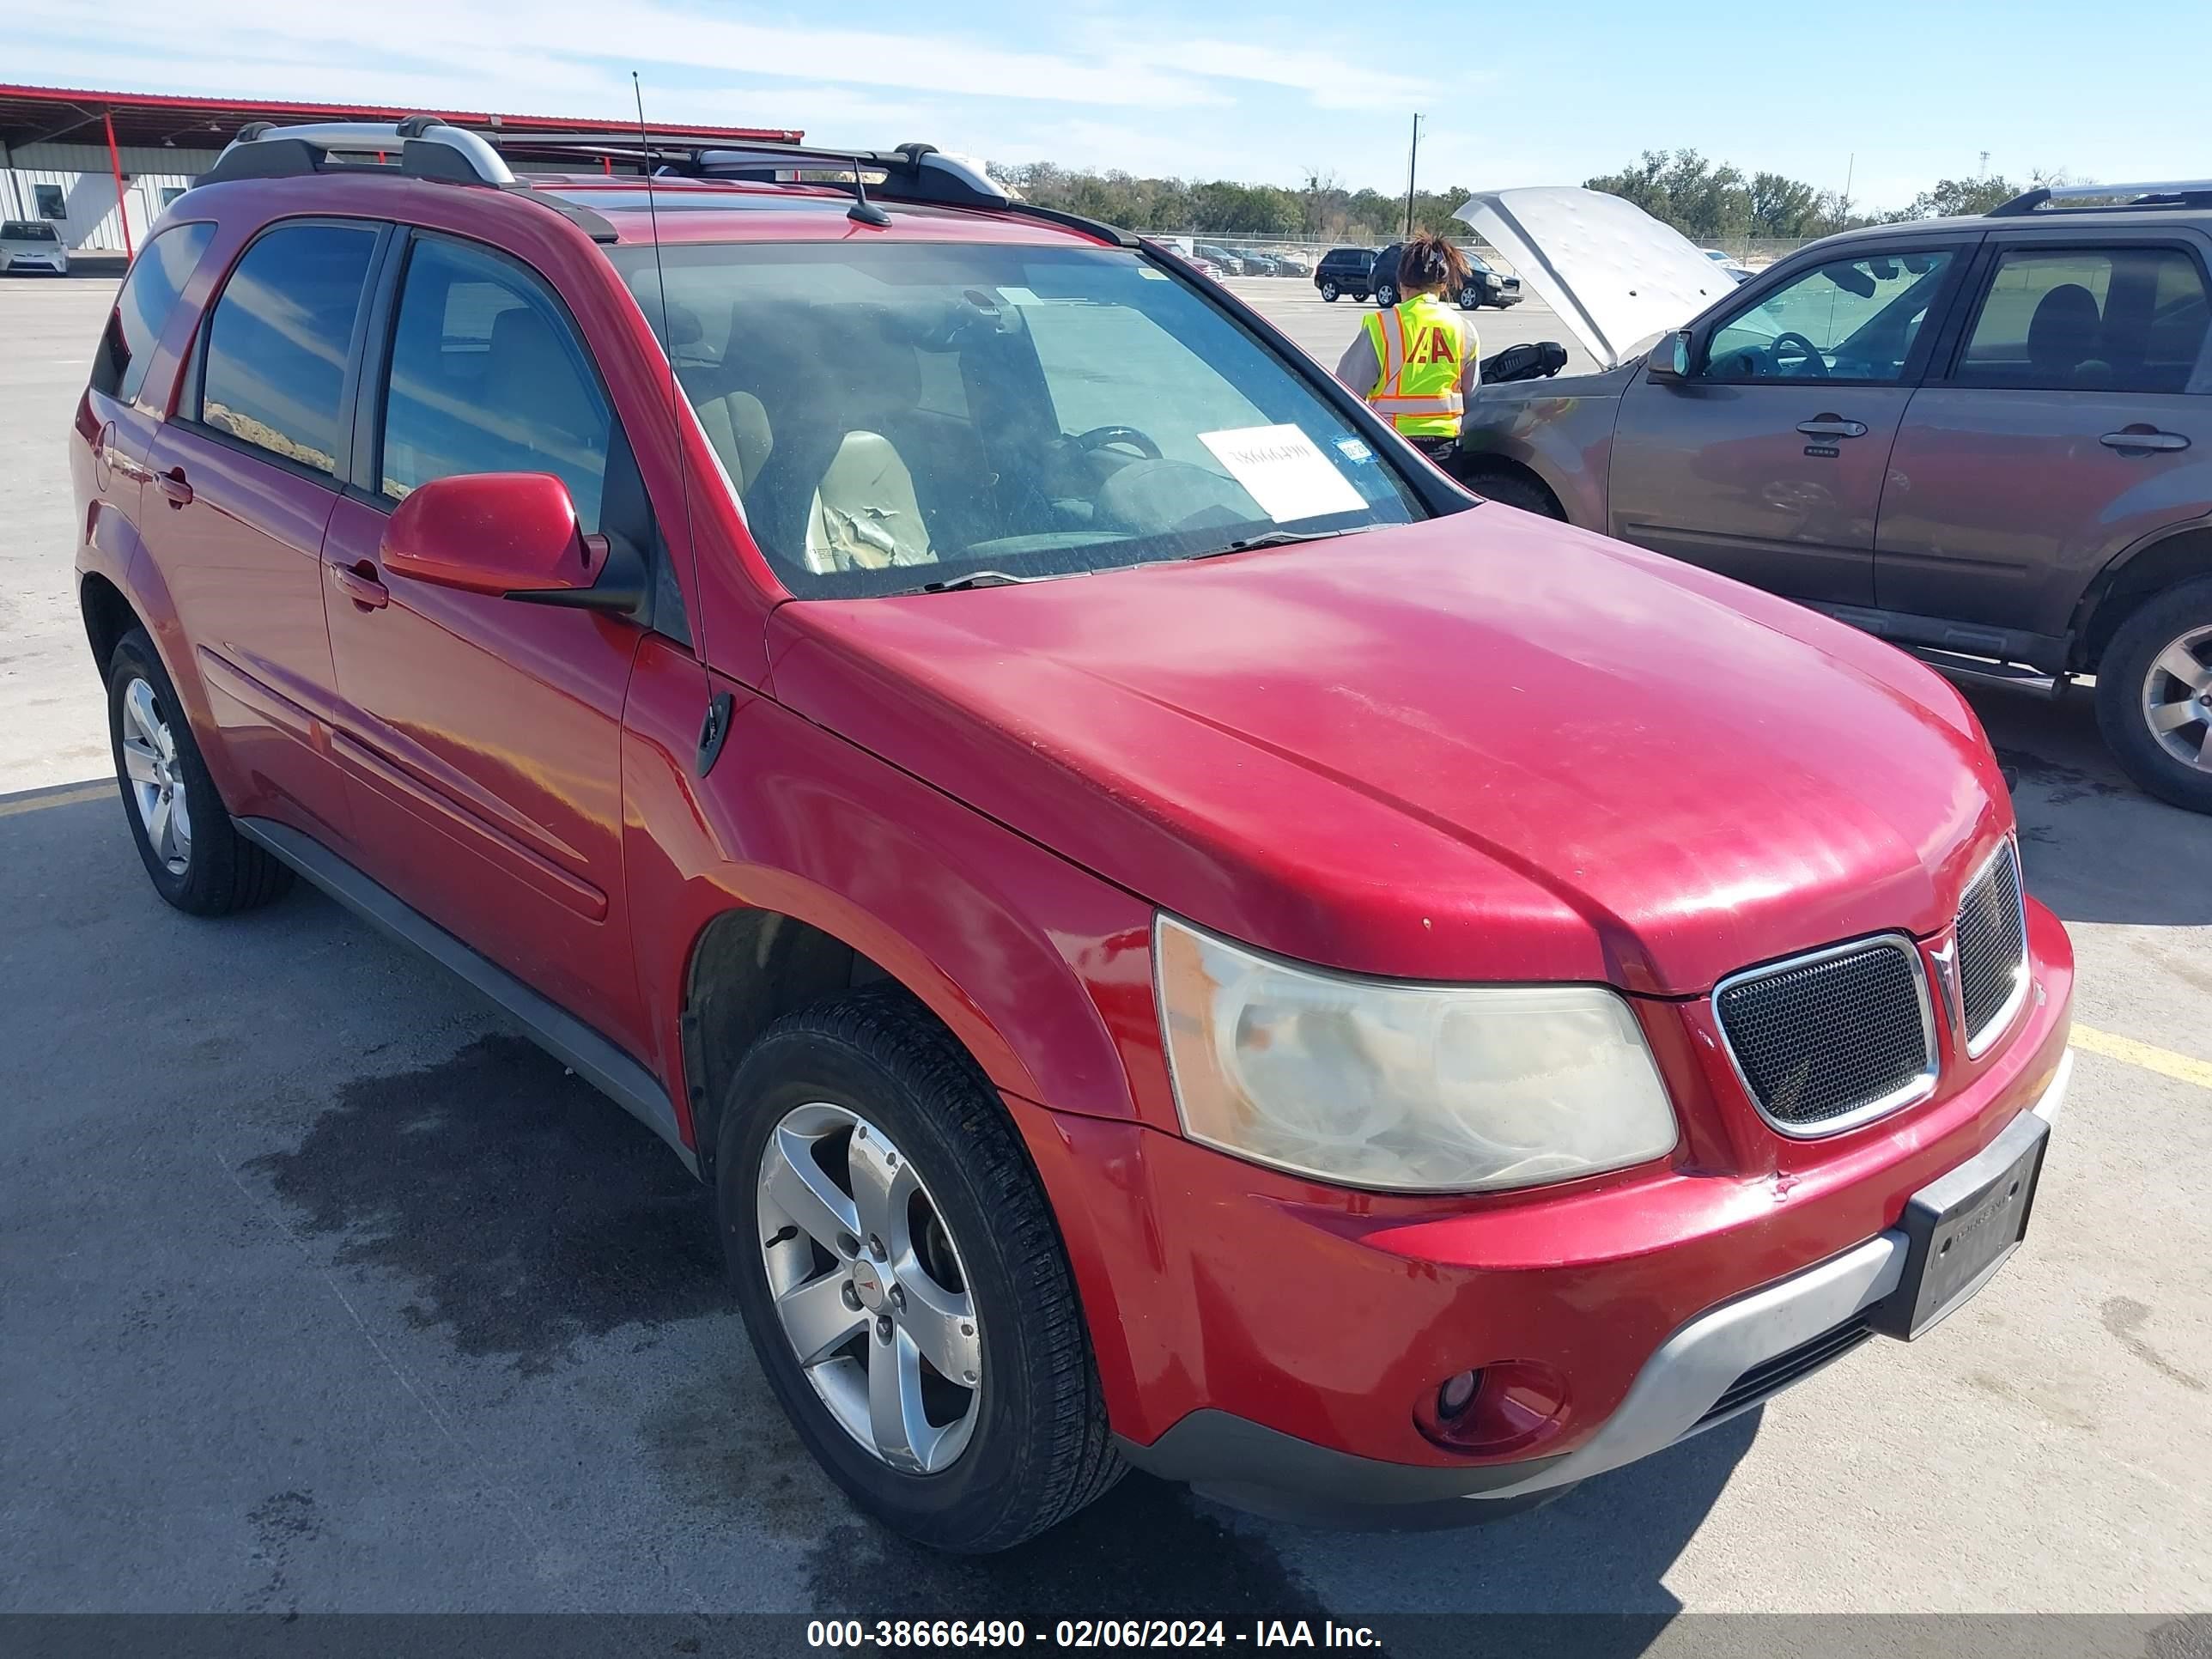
[1704,251,1954,385]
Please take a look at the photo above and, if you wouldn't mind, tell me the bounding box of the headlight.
[1154,915,1678,1193]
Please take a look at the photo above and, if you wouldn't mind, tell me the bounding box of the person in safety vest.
[1334,232,1479,460]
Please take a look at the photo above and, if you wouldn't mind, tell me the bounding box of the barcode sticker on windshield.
[1199,425,1367,524]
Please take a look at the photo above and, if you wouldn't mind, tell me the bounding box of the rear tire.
[106,627,293,916]
[717,988,1123,1553]
[1319,280,1340,302]
[1375,283,1399,310]
[2094,577,2212,813]
[1467,471,1568,520]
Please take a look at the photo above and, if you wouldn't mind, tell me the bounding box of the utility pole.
[1840,152,1855,221]
[1978,149,1990,179]
[1405,113,1423,237]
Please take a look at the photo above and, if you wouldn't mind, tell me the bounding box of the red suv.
[72,120,2076,1552]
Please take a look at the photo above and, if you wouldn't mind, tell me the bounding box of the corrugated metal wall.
[0,143,222,254]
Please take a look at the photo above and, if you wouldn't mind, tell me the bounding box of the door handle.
[2100,428,2190,453]
[332,562,389,610]
[156,468,194,507]
[1796,417,1869,439]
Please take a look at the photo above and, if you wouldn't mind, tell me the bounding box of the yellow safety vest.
[1364,294,1473,438]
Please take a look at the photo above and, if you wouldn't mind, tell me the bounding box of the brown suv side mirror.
[1645,330,1697,386]
[380,471,642,615]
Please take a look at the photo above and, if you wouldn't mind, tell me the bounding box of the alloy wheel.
[757,1102,982,1474]
[119,677,192,876]
[2140,625,2212,771]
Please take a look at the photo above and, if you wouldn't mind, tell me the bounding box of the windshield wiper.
[917,569,1040,592]
[1185,526,1370,561]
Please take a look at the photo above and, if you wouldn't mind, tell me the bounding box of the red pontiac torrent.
[72,122,2075,1552]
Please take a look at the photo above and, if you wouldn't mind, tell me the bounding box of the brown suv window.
[196,223,379,477]
[1954,246,2210,393]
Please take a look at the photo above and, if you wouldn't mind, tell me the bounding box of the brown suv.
[1455,181,2212,812]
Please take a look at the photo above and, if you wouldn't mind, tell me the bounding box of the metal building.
[0,84,802,264]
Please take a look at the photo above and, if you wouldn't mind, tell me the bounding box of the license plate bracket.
[1869,1109,2049,1340]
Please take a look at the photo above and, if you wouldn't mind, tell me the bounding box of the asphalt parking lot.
[3,271,2208,1624]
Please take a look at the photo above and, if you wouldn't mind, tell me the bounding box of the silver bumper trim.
[1479,1047,2073,1500]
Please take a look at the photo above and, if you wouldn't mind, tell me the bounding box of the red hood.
[767,512,2012,995]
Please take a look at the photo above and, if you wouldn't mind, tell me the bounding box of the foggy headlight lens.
[1154,915,1678,1193]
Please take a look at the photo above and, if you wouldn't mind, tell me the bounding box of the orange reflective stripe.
[1370,395,1464,416]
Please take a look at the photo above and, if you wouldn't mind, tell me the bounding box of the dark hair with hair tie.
[1397,231,1472,295]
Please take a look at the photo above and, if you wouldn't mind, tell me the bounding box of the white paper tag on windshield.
[1199,425,1367,524]
[995,286,1044,307]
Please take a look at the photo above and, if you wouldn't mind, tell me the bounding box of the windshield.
[611,240,1426,597]
[3,222,59,242]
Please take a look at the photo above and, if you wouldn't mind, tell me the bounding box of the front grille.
[1715,937,1936,1134]
[1695,1316,1875,1429]
[1954,842,2029,1054]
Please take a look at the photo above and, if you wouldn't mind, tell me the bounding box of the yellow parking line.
[2072,1024,2212,1091]
[0,782,112,819]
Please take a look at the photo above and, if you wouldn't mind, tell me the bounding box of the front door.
[320,230,654,1055]
[141,219,383,849]
[1876,237,2212,638]
[1608,246,1967,605]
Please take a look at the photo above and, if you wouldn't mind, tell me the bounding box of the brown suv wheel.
[2095,576,2212,813]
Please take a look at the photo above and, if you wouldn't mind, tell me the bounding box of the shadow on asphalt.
[240,1024,1753,1625]
[1962,679,2212,928]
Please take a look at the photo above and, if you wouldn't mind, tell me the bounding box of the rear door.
[1607,240,1971,605]
[319,228,656,1054]
[142,218,385,848]
[1875,234,2212,640]
[77,221,218,562]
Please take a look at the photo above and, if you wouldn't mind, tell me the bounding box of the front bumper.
[1120,1050,2072,1525]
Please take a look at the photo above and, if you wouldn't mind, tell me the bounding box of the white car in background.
[2,221,69,275]
[1700,246,1754,283]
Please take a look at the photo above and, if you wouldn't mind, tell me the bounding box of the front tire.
[717,988,1122,1552]
[2095,577,2212,812]
[1467,471,1568,520]
[106,628,292,915]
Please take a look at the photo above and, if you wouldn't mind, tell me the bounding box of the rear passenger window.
[90,222,215,405]
[1955,246,2210,393]
[378,235,611,532]
[197,222,378,476]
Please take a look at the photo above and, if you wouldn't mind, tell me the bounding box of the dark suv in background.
[1367,242,1522,312]
[1313,246,1376,302]
[1458,179,2212,812]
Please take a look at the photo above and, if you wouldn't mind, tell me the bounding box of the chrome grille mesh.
[1715,939,1936,1133]
[1955,842,2028,1054]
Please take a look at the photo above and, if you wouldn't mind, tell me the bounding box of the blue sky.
[14,0,2210,213]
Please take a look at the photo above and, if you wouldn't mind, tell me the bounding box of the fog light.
[1415,1360,1570,1456]
[1437,1370,1480,1419]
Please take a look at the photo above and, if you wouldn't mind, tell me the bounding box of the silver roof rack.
[1989,179,2212,216]
[188,120,1135,248]
[201,118,516,188]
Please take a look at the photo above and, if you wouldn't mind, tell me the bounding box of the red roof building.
[0,83,803,259]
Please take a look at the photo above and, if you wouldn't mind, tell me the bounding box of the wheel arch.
[78,569,142,674]
[2073,523,2212,672]
[1450,452,1567,515]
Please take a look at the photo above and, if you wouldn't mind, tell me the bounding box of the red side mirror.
[380,472,600,597]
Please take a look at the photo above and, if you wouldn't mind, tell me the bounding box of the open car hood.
[1455,187,1739,370]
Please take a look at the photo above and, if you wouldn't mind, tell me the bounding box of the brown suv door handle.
[156,468,194,506]
[1796,417,1869,439]
[2100,428,2191,453]
[332,562,390,610]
